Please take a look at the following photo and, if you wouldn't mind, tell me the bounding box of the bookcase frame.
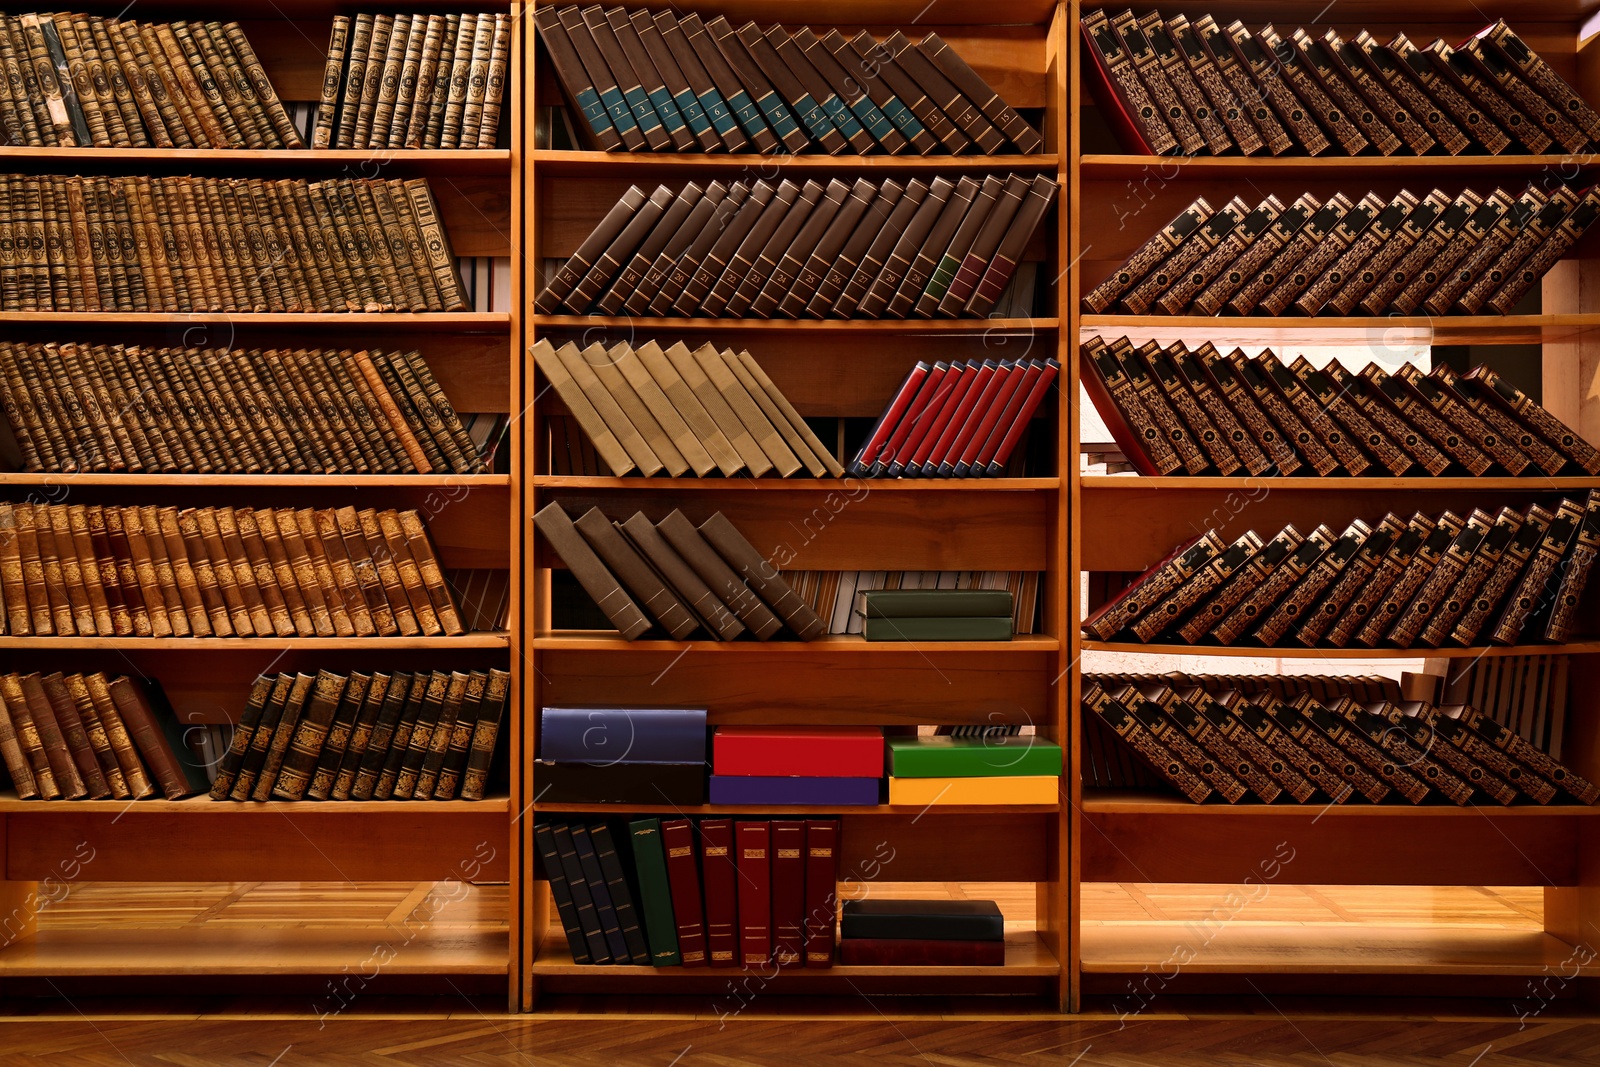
[1069,0,1600,1011]
[522,0,1073,1011]
[0,2,524,1008]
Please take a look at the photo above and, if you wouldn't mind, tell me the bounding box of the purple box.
[707,775,881,806]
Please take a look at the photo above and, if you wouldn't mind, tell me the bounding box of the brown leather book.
[0,674,57,797]
[0,504,28,635]
[1428,39,1551,153]
[702,179,806,317]
[209,673,274,801]
[390,671,449,799]
[395,510,462,635]
[460,668,508,801]
[370,674,428,800]
[762,24,854,153]
[335,506,399,637]
[627,182,731,316]
[273,669,349,801]
[119,505,171,637]
[0,679,39,798]
[533,501,651,641]
[415,671,469,798]
[250,507,310,637]
[28,503,73,634]
[821,180,917,318]
[229,673,298,801]
[618,513,745,641]
[104,675,196,799]
[251,671,314,801]
[212,506,273,636]
[698,511,823,640]
[332,672,391,800]
[361,508,422,636]
[155,505,212,636]
[675,180,777,313]
[434,669,485,800]
[857,176,955,319]
[1492,499,1585,646]
[1353,511,1466,648]
[574,506,698,640]
[98,504,149,636]
[1352,31,1468,155]
[40,671,109,797]
[190,507,248,635]
[314,508,374,637]
[62,672,129,798]
[582,7,670,151]
[654,509,782,641]
[231,507,296,637]
[752,178,854,317]
[1214,20,1330,155]
[880,30,1002,153]
[292,507,351,638]
[46,504,95,634]
[1282,27,1397,154]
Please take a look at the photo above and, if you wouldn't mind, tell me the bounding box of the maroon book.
[736,820,772,968]
[839,938,1005,966]
[699,818,739,968]
[771,820,807,967]
[803,819,839,968]
[660,818,707,967]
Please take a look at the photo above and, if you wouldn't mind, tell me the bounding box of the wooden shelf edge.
[533,315,1055,333]
[0,473,509,487]
[0,633,511,649]
[1077,640,1600,659]
[532,149,1059,173]
[1077,475,1600,491]
[0,147,511,167]
[1079,153,1597,178]
[0,312,511,327]
[0,794,511,813]
[532,476,1060,490]
[1078,314,1600,345]
[534,802,1059,815]
[533,633,1060,652]
[1080,789,1596,817]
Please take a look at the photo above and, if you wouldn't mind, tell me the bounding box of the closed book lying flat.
[839,938,1005,966]
[863,616,1012,641]
[541,707,707,765]
[536,761,706,805]
[841,899,1003,941]
[888,775,1058,805]
[886,736,1062,778]
[707,775,879,806]
[858,589,1013,618]
[713,726,883,778]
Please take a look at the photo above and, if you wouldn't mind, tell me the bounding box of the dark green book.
[886,736,1062,777]
[857,589,1014,619]
[627,816,681,966]
[862,616,1012,641]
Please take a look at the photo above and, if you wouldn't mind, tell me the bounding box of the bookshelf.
[1070,0,1600,1011]
[0,3,522,1006]
[523,0,1071,1010]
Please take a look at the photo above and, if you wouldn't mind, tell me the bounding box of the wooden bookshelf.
[1069,1,1600,1010]
[0,1,523,1009]
[523,0,1070,1012]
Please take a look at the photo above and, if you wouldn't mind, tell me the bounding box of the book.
[841,899,1003,941]
[535,761,705,805]
[862,616,1012,641]
[540,707,707,765]
[887,775,1057,805]
[708,776,879,806]
[660,818,708,967]
[887,736,1062,778]
[536,821,594,965]
[713,726,883,778]
[627,817,681,966]
[770,820,807,967]
[735,821,773,966]
[839,938,1005,966]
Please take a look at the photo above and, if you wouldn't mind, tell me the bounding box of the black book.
[840,899,1003,941]
[534,821,593,964]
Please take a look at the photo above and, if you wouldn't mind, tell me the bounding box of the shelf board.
[533,149,1059,177]
[1079,153,1599,180]
[534,632,1059,652]
[0,473,509,487]
[532,929,1056,978]
[534,315,1054,333]
[0,147,512,174]
[1078,923,1588,977]
[1081,789,1595,817]
[0,312,510,330]
[0,926,508,977]
[1079,640,1600,659]
[0,793,510,813]
[533,476,1059,491]
[0,633,510,649]
[534,802,1058,815]
[1079,475,1600,491]
[1078,314,1600,346]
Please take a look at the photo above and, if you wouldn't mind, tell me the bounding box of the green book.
[627,817,681,967]
[858,589,1014,619]
[887,736,1062,778]
[862,616,1012,641]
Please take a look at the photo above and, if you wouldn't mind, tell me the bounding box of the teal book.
[862,616,1012,641]
[858,589,1014,619]
[627,817,681,967]
[887,736,1062,778]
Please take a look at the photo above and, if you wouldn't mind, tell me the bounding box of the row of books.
[0,174,465,313]
[0,343,487,476]
[534,174,1055,320]
[534,502,824,643]
[0,15,299,149]
[1084,681,1599,807]
[537,817,841,968]
[1082,338,1600,478]
[1085,495,1600,650]
[1085,13,1598,157]
[1086,184,1599,318]
[782,573,1041,638]
[534,6,1040,155]
[209,669,508,803]
[1088,671,1403,704]
[533,339,841,479]
[853,358,1059,478]
[0,672,200,800]
[0,503,462,639]
[1443,655,1570,761]
[313,13,509,150]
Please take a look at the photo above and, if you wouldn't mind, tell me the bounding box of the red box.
[712,727,884,778]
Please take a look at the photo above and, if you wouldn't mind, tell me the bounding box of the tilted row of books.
[1087,185,1599,318]
[1089,671,1403,704]
[313,13,510,150]
[209,669,509,803]
[1085,495,1600,650]
[534,502,824,643]
[534,174,1055,320]
[1083,339,1600,479]
[0,503,462,639]
[0,174,465,313]
[1084,680,1599,807]
[0,343,488,475]
[1445,654,1571,760]
[0,14,299,149]
[1084,13,1598,157]
[535,6,1041,155]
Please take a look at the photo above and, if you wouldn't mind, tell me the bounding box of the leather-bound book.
[1214,20,1329,155]
[63,673,129,798]
[1360,364,1492,475]
[1210,523,1336,646]
[839,29,966,152]
[699,511,824,640]
[1168,346,1270,475]
[578,7,668,150]
[676,180,779,314]
[1463,36,1587,151]
[753,178,853,317]
[1228,193,1350,314]
[1083,682,1212,802]
[537,185,647,314]
[535,502,651,640]
[414,671,469,799]
[883,30,1004,152]
[1483,20,1600,144]
[211,674,274,800]
[371,509,437,635]
[1427,38,1550,152]
[1183,687,1317,801]
[724,179,829,318]
[1340,701,1472,805]
[704,15,806,153]
[535,760,703,804]
[568,183,679,314]
[1258,695,1389,802]
[606,8,692,151]
[1282,27,1399,154]
[1194,193,1315,314]
[760,24,851,153]
[574,506,698,640]
[110,675,208,799]
[535,822,593,965]
[830,179,927,317]
[793,28,905,154]
[615,183,717,312]
[1256,353,1370,474]
[1451,703,1600,804]
[628,817,682,966]
[0,681,39,799]
[631,10,721,152]
[656,509,783,640]
[1362,191,1482,314]
[1373,702,1516,805]
[311,16,350,149]
[1213,692,1346,802]
[1083,531,1226,641]
[673,12,773,152]
[964,174,1054,317]
[1123,195,1248,316]
[1319,362,1449,476]
[1320,29,1434,155]
[1141,687,1277,803]
[551,823,612,963]
[1407,703,1555,803]
[630,183,735,313]
[435,670,487,800]
[1352,31,1470,154]
[0,675,58,798]
[1396,364,1532,474]
[355,507,418,635]
[1294,515,1406,646]
[398,509,464,635]
[308,671,372,801]
[804,819,839,966]
[391,670,449,799]
[1295,190,1417,316]
[660,818,708,966]
[619,514,744,641]
[1294,695,1430,803]
[703,179,809,317]
[698,817,738,968]
[270,669,346,801]
[1159,194,1285,315]
[590,822,651,964]
[1117,687,1249,801]
[771,820,807,967]
[228,673,295,801]
[368,674,428,801]
[1457,187,1578,314]
[1384,34,1501,153]
[1178,526,1303,645]
[1415,506,1523,647]
[1542,491,1600,644]
[1079,338,1182,475]
[1486,186,1600,315]
[1165,13,1273,154]
[1226,354,1335,476]
[920,31,1042,153]
[842,898,1003,941]
[1136,532,1264,643]
[736,821,773,967]
[1285,357,1407,476]
[1331,188,1454,314]
[938,174,1028,315]
[1388,510,1497,647]
[627,340,739,475]
[38,672,107,796]
[1354,511,1467,648]
[1464,365,1600,475]
[1107,11,1202,155]
[1326,513,1436,648]
[728,350,840,476]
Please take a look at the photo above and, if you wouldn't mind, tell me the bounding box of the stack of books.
[534,6,1042,155]
[709,726,883,806]
[534,174,1055,319]
[1085,185,1600,317]
[887,735,1061,805]
[1082,338,1600,478]
[535,815,841,968]
[1083,14,1600,157]
[859,588,1015,642]
[536,707,708,805]
[839,899,1006,966]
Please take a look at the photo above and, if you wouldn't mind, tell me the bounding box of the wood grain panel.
[843,814,1052,881]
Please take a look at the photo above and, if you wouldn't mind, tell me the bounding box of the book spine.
[660,819,708,967]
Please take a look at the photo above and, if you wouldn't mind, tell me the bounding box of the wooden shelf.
[533,632,1059,652]
[0,794,510,813]
[0,633,511,650]
[0,147,511,174]
[532,149,1059,177]
[0,473,509,487]
[534,802,1059,815]
[0,312,510,329]
[1079,476,1600,491]
[1078,924,1591,977]
[534,315,1054,333]
[1079,639,1600,659]
[533,476,1059,491]
[1080,153,1600,180]
[1081,790,1596,817]
[1078,314,1600,346]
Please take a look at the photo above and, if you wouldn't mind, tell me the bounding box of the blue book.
[708,776,880,806]
[571,824,632,965]
[540,708,707,765]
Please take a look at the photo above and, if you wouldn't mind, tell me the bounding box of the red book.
[937,361,1015,476]
[980,359,1060,475]
[659,818,708,967]
[887,363,969,476]
[839,938,1005,966]
[968,361,1045,473]
[713,726,884,778]
[771,820,807,967]
[849,361,929,475]
[905,361,980,474]
[803,818,839,968]
[736,820,772,968]
[871,362,950,475]
[953,361,1031,475]
[923,360,998,475]
[699,817,739,968]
